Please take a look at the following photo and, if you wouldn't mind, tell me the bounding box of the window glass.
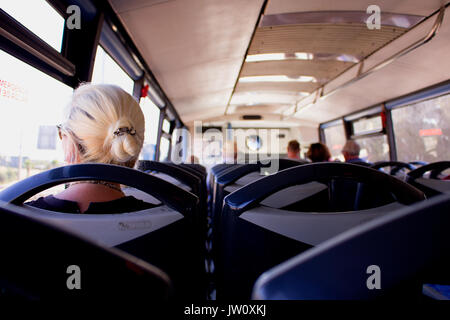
[91,46,134,94]
[2,0,64,51]
[352,116,383,135]
[392,93,450,162]
[159,137,170,161]
[0,49,72,189]
[356,135,390,163]
[139,97,160,160]
[162,119,171,133]
[323,123,346,161]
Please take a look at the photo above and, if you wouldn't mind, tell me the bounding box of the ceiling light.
[294,52,314,60]
[246,52,314,62]
[245,53,286,62]
[239,75,316,83]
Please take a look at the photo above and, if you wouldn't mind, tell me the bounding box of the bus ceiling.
[105,0,450,127]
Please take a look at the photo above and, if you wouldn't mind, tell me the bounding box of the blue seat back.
[253,194,450,300]
[0,201,171,301]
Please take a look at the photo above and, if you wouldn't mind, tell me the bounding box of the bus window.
[0,49,72,190]
[352,116,383,135]
[356,135,390,163]
[91,46,134,94]
[139,97,160,160]
[159,137,170,162]
[323,123,346,161]
[392,93,450,162]
[2,0,64,52]
[162,119,171,134]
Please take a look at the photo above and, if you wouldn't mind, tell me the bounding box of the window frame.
[320,105,390,161]
[320,80,450,162]
[0,8,75,85]
[387,80,450,163]
[1,0,184,151]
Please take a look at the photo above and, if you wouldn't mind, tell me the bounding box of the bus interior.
[0,0,450,303]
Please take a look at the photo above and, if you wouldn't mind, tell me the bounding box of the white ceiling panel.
[109,0,449,127]
[230,91,299,106]
[109,0,265,121]
[174,89,234,115]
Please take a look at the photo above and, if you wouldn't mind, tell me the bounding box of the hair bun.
[110,120,141,163]
[113,127,136,137]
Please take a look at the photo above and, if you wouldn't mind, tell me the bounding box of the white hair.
[342,140,360,156]
[62,83,145,168]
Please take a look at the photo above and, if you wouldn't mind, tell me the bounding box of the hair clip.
[113,127,136,136]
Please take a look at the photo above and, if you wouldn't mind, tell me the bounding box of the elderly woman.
[26,84,154,214]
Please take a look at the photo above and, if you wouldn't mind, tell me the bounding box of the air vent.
[242,115,262,120]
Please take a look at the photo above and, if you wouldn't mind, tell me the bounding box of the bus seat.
[0,163,204,299]
[372,161,416,178]
[137,160,208,269]
[122,186,162,204]
[211,160,305,277]
[138,160,200,193]
[0,200,171,301]
[213,159,306,222]
[253,194,450,300]
[408,161,450,197]
[179,163,207,178]
[217,163,425,299]
[349,161,373,167]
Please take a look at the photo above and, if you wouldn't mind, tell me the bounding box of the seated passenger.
[342,140,365,163]
[306,143,331,162]
[287,140,301,160]
[26,84,156,214]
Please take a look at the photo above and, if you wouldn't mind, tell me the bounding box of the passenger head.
[342,140,361,161]
[59,84,145,168]
[287,140,300,159]
[306,143,331,162]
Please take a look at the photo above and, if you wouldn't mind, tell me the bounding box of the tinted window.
[162,119,171,133]
[324,123,346,161]
[392,93,450,162]
[0,49,72,189]
[356,135,390,163]
[159,137,170,161]
[92,46,134,94]
[2,0,65,51]
[139,97,161,160]
[352,116,382,135]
